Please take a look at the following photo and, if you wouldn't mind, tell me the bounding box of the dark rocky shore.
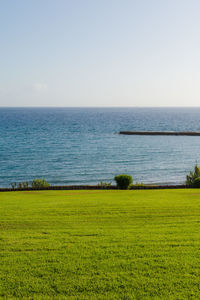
[0,184,188,192]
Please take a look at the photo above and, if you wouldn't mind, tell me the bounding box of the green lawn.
[0,190,200,299]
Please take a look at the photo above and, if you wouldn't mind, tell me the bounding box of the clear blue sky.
[1,0,200,106]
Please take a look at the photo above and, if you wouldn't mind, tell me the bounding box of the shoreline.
[0,184,189,192]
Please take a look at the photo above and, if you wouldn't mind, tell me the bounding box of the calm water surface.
[1,107,200,187]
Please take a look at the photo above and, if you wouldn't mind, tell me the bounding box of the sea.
[1,107,200,187]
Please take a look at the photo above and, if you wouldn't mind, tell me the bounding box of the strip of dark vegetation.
[0,184,189,192]
[119,131,200,136]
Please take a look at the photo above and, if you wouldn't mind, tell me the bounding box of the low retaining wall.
[0,184,189,192]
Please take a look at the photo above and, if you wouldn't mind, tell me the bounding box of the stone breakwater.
[119,131,200,136]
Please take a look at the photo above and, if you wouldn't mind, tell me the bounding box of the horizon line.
[1,106,200,108]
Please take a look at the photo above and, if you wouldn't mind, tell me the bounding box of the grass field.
[0,190,200,299]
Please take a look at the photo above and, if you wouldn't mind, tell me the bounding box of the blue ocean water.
[1,107,200,187]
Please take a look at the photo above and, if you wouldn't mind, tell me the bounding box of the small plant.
[114,174,133,190]
[186,164,200,187]
[134,182,145,187]
[10,182,17,189]
[14,181,29,189]
[22,181,29,188]
[129,182,145,189]
[18,182,23,189]
[97,181,112,189]
[31,178,50,188]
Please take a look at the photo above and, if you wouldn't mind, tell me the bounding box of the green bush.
[22,181,29,188]
[97,181,112,189]
[10,182,16,189]
[114,174,133,189]
[31,178,50,188]
[18,181,29,189]
[18,182,23,189]
[193,177,200,187]
[186,164,200,187]
[134,182,145,187]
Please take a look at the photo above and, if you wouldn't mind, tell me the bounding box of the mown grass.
[0,190,200,299]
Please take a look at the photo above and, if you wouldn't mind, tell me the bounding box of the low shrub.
[186,164,200,187]
[193,177,200,187]
[31,178,50,188]
[22,181,29,188]
[18,182,23,189]
[10,181,29,189]
[97,181,112,189]
[10,182,17,189]
[114,174,133,189]
[134,182,145,187]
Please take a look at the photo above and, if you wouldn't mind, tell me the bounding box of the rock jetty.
[119,131,200,136]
